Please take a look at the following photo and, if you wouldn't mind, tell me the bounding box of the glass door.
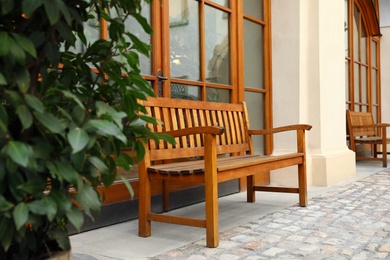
[156,0,234,102]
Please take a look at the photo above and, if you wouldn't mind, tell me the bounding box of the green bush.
[0,0,172,258]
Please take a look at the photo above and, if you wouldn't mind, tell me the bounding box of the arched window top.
[356,0,381,36]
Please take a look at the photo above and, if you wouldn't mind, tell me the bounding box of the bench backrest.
[346,110,376,137]
[140,97,253,162]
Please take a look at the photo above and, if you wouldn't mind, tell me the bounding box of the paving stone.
[153,172,390,259]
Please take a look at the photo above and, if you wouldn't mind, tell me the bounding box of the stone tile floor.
[71,162,386,259]
[154,171,390,259]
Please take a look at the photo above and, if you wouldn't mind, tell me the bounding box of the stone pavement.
[154,171,390,259]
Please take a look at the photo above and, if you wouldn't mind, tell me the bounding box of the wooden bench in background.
[138,97,312,248]
[346,110,390,167]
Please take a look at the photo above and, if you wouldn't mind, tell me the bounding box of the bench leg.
[298,163,308,206]
[204,134,219,248]
[138,172,152,237]
[383,143,387,168]
[205,177,219,248]
[247,175,256,203]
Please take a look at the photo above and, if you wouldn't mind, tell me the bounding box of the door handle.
[157,69,168,81]
[157,75,168,81]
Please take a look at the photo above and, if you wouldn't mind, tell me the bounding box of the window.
[345,0,381,121]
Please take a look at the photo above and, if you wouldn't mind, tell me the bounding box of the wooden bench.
[138,97,312,248]
[346,110,390,167]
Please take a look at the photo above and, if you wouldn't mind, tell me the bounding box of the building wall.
[381,27,390,125]
[271,0,356,187]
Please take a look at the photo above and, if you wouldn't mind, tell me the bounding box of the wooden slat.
[177,108,186,148]
[222,110,231,145]
[170,107,180,147]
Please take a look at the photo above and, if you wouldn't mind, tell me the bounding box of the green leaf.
[12,33,37,58]
[54,161,79,185]
[62,90,85,110]
[34,111,65,134]
[16,105,33,131]
[15,67,30,93]
[135,140,146,163]
[1,0,13,15]
[25,94,44,112]
[22,0,44,17]
[88,156,108,175]
[44,42,60,67]
[0,72,6,85]
[0,217,14,251]
[18,179,46,194]
[9,40,26,64]
[49,228,70,251]
[84,120,127,143]
[56,0,71,25]
[0,103,8,126]
[96,101,116,117]
[13,202,29,230]
[2,141,31,167]
[50,190,72,213]
[43,196,57,221]
[0,196,14,212]
[0,32,11,56]
[67,127,90,154]
[28,197,57,221]
[129,118,147,127]
[133,13,153,34]
[120,176,134,199]
[44,0,60,25]
[129,33,151,56]
[129,74,154,96]
[66,206,84,232]
[5,90,23,106]
[71,150,86,170]
[115,152,134,171]
[75,184,101,218]
[28,200,47,215]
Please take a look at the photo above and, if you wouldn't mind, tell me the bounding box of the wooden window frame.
[346,0,381,122]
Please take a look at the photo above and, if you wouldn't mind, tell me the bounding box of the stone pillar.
[272,0,356,187]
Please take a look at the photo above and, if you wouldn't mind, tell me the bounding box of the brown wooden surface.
[138,97,311,248]
[346,110,390,167]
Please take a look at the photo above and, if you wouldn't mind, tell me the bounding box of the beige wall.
[381,27,390,125]
[271,0,356,187]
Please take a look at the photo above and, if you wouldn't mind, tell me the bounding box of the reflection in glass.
[212,0,229,7]
[353,5,359,60]
[362,66,367,103]
[344,0,349,57]
[243,0,263,20]
[372,41,377,66]
[245,91,264,155]
[372,69,377,104]
[205,6,230,85]
[170,0,200,80]
[354,63,360,103]
[244,20,264,89]
[361,24,367,64]
[206,88,230,102]
[171,83,201,100]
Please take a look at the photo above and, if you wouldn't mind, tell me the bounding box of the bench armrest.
[164,126,226,137]
[248,124,312,135]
